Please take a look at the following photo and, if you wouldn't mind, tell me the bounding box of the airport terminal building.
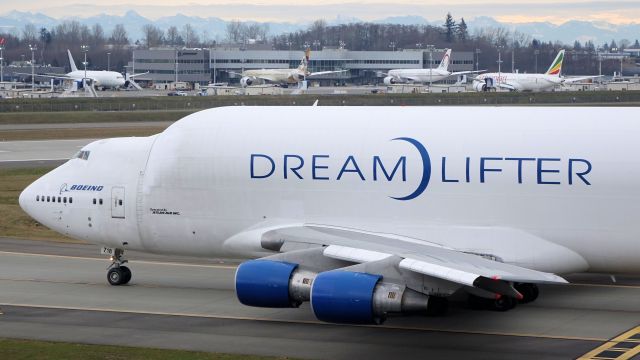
[128,46,474,87]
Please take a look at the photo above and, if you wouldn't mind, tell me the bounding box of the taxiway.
[0,237,638,359]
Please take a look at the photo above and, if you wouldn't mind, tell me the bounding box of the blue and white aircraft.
[19,106,640,324]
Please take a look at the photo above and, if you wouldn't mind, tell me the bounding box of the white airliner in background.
[28,50,146,90]
[383,49,483,85]
[473,50,599,92]
[233,49,347,87]
[20,106,640,324]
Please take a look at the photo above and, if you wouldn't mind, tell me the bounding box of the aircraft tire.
[492,296,517,312]
[120,266,132,285]
[107,267,125,286]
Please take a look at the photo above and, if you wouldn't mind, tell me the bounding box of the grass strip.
[0,338,292,360]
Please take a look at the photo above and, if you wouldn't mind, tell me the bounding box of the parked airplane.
[25,50,146,90]
[19,106,640,324]
[233,49,347,87]
[383,49,483,85]
[473,50,598,92]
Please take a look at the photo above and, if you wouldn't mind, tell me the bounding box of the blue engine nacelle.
[311,271,383,324]
[235,260,315,308]
[311,271,435,324]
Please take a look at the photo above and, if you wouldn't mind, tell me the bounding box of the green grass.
[0,338,292,360]
[0,91,639,117]
[0,167,78,242]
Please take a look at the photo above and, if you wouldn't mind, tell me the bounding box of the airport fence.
[1,91,639,113]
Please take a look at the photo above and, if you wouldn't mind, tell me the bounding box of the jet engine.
[473,81,487,92]
[383,76,397,85]
[310,270,436,324]
[235,259,316,308]
[240,77,254,87]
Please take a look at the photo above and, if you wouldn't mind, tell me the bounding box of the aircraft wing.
[228,71,245,77]
[450,70,486,76]
[14,72,75,80]
[227,223,571,298]
[562,75,601,84]
[307,70,349,77]
[127,72,149,78]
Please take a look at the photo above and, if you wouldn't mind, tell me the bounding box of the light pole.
[107,52,111,71]
[534,49,539,73]
[212,46,217,84]
[338,41,346,50]
[175,48,179,84]
[596,48,602,78]
[0,44,4,83]
[475,48,481,72]
[29,44,37,95]
[313,40,321,51]
[388,41,396,52]
[81,45,89,85]
[497,45,504,74]
[426,45,435,87]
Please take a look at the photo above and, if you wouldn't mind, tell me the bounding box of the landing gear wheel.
[105,247,131,286]
[107,267,125,286]
[514,283,539,304]
[120,266,132,285]
[492,296,517,312]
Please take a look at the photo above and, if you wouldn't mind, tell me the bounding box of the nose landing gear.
[106,248,132,286]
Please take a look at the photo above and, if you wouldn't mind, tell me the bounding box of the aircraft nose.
[19,182,36,218]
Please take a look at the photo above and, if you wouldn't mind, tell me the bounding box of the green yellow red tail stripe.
[545,50,565,76]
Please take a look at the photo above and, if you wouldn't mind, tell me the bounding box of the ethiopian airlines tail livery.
[20,106,640,324]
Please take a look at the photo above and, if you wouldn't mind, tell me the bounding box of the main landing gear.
[468,283,539,311]
[107,248,132,286]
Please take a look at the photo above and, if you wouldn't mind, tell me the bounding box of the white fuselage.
[475,73,562,92]
[19,107,640,274]
[388,69,453,83]
[243,69,305,84]
[67,70,126,88]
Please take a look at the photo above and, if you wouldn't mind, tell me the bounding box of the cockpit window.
[74,150,91,160]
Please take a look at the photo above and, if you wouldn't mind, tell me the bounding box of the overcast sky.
[2,0,640,24]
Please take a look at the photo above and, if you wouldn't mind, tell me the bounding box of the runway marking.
[578,325,640,360]
[0,303,607,343]
[0,251,237,269]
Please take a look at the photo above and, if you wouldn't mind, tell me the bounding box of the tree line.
[0,13,638,75]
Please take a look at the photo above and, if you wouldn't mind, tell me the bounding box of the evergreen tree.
[633,39,640,48]
[573,40,582,51]
[610,39,618,50]
[443,13,456,43]
[457,17,468,42]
